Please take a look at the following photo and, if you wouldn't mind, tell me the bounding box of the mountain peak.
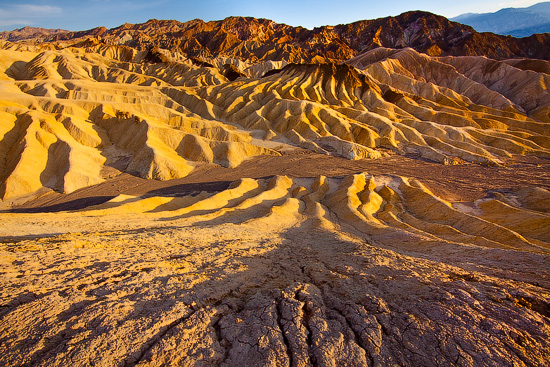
[2,12,550,61]
[452,1,550,37]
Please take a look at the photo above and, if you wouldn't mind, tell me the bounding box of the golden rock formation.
[1,44,549,201]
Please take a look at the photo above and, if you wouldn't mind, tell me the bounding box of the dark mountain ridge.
[3,11,550,61]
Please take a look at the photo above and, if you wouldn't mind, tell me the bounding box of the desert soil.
[1,154,549,367]
[5,151,550,213]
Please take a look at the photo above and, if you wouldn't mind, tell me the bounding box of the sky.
[0,0,544,32]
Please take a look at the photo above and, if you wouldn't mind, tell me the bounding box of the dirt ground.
[5,152,550,213]
[1,153,550,366]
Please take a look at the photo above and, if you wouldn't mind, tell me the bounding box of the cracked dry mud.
[1,173,549,366]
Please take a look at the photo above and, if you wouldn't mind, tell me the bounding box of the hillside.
[4,11,550,61]
[0,43,549,202]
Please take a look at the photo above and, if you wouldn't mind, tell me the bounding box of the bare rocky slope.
[4,11,550,61]
[0,13,549,367]
[0,43,549,203]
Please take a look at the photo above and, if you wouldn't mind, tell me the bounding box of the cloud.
[15,4,63,15]
[0,4,63,29]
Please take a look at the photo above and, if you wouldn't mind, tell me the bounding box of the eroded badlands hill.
[0,42,549,202]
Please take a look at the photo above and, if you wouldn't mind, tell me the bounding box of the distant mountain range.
[0,26,67,42]
[452,1,550,37]
[2,11,550,61]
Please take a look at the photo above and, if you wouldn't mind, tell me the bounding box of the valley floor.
[1,154,549,366]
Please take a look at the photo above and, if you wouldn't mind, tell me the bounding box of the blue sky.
[0,0,543,31]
